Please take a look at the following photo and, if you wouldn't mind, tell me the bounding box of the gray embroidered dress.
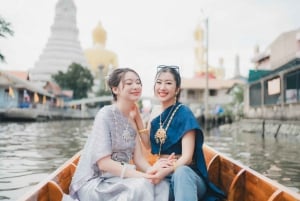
[63,105,169,201]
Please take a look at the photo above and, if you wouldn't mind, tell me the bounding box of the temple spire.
[234,54,241,77]
[29,0,88,85]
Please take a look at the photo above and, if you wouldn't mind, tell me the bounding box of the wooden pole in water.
[262,119,265,138]
[274,124,281,138]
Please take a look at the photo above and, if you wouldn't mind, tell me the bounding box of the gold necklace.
[155,104,182,156]
[155,105,174,145]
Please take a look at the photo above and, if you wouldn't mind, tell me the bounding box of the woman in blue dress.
[64,68,169,201]
[136,65,226,201]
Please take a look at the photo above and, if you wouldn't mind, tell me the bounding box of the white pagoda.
[29,0,88,85]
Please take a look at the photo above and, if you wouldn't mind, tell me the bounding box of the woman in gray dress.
[63,68,170,201]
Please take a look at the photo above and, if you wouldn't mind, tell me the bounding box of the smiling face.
[112,71,142,102]
[154,71,179,107]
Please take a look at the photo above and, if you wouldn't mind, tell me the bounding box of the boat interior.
[18,145,300,201]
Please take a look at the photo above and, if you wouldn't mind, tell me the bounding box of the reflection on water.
[0,120,299,200]
[205,126,300,193]
[0,120,92,201]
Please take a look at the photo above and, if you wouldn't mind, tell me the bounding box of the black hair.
[154,66,181,101]
[107,68,142,101]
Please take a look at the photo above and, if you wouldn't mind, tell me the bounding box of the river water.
[0,120,299,200]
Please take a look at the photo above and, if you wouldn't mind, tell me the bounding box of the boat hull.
[17,145,300,201]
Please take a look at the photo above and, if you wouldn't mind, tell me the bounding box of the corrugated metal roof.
[248,70,271,82]
[248,58,300,82]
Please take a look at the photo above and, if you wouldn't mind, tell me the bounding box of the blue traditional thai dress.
[150,102,226,201]
[63,105,169,201]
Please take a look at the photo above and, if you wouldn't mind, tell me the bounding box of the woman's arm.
[97,155,151,179]
[133,135,152,172]
[152,130,196,179]
[132,104,151,149]
[173,130,195,168]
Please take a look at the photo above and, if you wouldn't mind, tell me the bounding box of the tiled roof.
[44,81,62,95]
[4,70,29,80]
[62,90,73,98]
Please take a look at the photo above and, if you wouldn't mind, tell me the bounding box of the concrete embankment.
[220,118,300,141]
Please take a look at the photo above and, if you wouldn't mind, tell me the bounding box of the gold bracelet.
[138,128,148,135]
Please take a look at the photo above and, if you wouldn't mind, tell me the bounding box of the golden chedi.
[194,23,225,79]
[194,24,205,71]
[84,22,118,80]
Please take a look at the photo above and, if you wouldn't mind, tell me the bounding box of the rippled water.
[0,120,299,200]
[0,120,92,201]
[205,126,300,193]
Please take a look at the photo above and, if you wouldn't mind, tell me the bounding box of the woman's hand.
[147,164,173,184]
[146,153,177,184]
[129,102,140,120]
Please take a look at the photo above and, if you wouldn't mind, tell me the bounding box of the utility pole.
[204,16,209,128]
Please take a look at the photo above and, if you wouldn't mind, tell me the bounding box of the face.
[154,71,178,106]
[113,71,142,102]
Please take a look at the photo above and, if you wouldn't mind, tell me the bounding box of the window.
[264,77,281,105]
[284,70,300,103]
[187,90,195,99]
[249,83,262,106]
[209,89,217,96]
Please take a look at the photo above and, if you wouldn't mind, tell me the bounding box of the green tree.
[0,16,14,62]
[232,84,244,104]
[230,84,245,118]
[52,63,94,99]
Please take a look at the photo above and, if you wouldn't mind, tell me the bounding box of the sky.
[1,0,300,95]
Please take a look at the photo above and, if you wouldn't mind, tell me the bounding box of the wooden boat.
[17,145,300,201]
